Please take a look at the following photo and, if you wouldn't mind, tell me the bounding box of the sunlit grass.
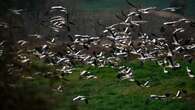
[15,59,195,110]
[51,60,195,110]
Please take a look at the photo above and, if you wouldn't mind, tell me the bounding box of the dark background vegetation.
[0,0,194,36]
[0,0,194,39]
[0,0,195,110]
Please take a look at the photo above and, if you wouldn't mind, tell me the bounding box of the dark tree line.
[0,0,47,15]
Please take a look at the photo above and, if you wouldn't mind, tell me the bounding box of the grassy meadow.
[19,59,195,110]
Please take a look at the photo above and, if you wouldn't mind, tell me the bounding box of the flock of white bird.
[0,3,195,104]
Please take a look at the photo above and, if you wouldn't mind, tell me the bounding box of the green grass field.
[21,60,195,110]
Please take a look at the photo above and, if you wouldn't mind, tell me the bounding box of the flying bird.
[72,96,88,104]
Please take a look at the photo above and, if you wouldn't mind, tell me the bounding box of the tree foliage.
[0,0,47,15]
